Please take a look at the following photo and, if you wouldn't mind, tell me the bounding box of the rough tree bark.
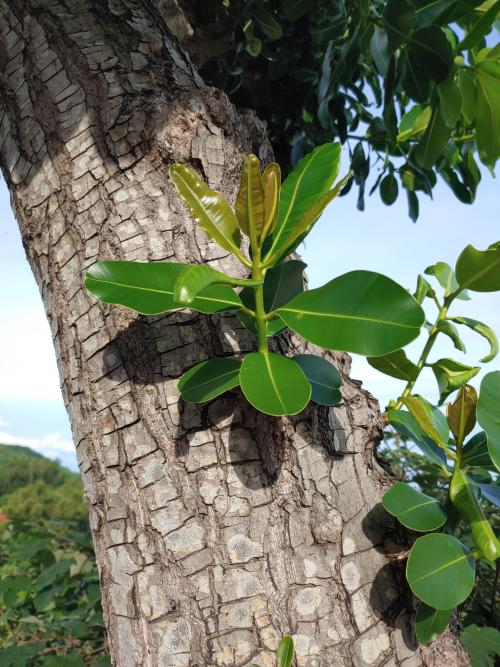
[0,2,470,666]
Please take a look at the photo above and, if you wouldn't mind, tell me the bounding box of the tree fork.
[0,1,470,665]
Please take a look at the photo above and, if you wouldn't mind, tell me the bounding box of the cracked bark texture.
[0,2,470,666]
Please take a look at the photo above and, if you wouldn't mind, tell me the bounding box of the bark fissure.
[0,1,470,665]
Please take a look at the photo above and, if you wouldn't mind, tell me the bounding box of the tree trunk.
[0,2,470,665]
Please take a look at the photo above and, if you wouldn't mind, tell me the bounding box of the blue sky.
[0,158,498,471]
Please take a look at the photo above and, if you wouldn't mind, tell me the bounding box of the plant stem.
[395,295,454,409]
[252,249,268,353]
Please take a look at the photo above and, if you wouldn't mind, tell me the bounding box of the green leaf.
[235,154,265,238]
[397,105,431,141]
[388,409,447,466]
[276,270,424,356]
[414,274,435,303]
[294,355,342,406]
[237,310,287,338]
[406,189,420,222]
[460,624,500,667]
[370,25,389,76]
[477,371,500,472]
[447,385,477,445]
[383,482,447,531]
[173,264,260,307]
[456,243,500,292]
[458,0,500,51]
[462,432,493,468]
[431,358,480,404]
[384,0,417,54]
[379,173,399,205]
[261,163,281,238]
[253,5,283,40]
[85,261,243,315]
[406,533,476,609]
[276,635,295,667]
[475,57,500,167]
[437,75,462,129]
[403,27,454,102]
[415,604,452,645]
[436,320,466,353]
[478,483,500,508]
[415,107,451,169]
[239,352,311,416]
[450,317,499,362]
[450,468,500,561]
[400,395,450,450]
[425,261,469,299]
[367,349,419,381]
[170,164,242,256]
[178,358,241,403]
[263,143,341,264]
[458,68,477,125]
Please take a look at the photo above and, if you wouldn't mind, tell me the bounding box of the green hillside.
[0,443,86,521]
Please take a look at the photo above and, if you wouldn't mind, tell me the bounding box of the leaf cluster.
[184,0,500,219]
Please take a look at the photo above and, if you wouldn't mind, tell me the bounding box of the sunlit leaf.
[450,469,500,561]
[477,371,500,472]
[235,154,265,238]
[277,270,424,356]
[415,107,451,169]
[383,482,446,531]
[400,395,450,451]
[430,358,480,405]
[436,320,466,353]
[450,316,498,362]
[170,164,242,255]
[173,264,260,306]
[456,243,500,292]
[276,635,295,667]
[406,533,475,609]
[239,352,311,416]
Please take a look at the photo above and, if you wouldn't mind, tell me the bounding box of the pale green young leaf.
[431,358,480,405]
[235,154,265,238]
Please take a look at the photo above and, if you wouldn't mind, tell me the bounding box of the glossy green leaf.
[450,469,500,561]
[397,105,431,141]
[85,261,243,315]
[431,358,480,405]
[261,162,281,238]
[477,371,500,472]
[173,264,260,307]
[447,385,477,445]
[367,349,419,381]
[276,635,294,667]
[388,408,447,466]
[406,533,476,609]
[170,164,242,255]
[462,432,493,468]
[400,395,450,451]
[294,354,342,406]
[380,173,399,205]
[276,270,424,356]
[437,76,462,129]
[460,624,500,667]
[456,243,500,292]
[263,143,341,264]
[458,0,500,51]
[436,320,466,353]
[235,154,265,238]
[415,604,452,645]
[383,482,446,531]
[458,68,477,125]
[425,261,469,299]
[415,107,451,169]
[475,55,500,167]
[450,316,498,362]
[239,352,311,416]
[414,274,435,304]
[178,358,241,403]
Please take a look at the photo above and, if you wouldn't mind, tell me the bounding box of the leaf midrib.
[279,306,419,329]
[411,553,468,584]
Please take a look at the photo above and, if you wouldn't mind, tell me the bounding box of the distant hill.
[0,443,85,521]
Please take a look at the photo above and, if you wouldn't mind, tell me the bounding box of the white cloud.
[0,305,63,402]
[0,430,75,465]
